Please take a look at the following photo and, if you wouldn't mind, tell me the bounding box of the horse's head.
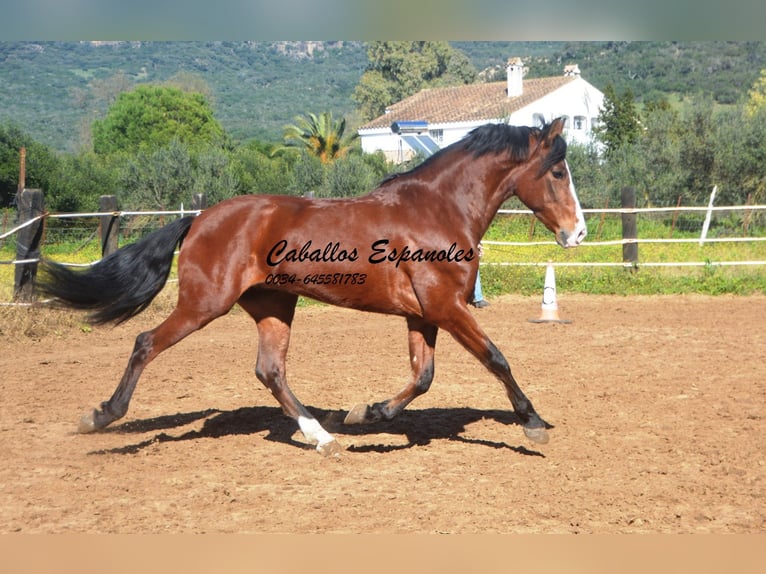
[512,118,587,248]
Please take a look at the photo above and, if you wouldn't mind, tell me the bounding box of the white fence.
[1,209,201,267]
[482,204,766,269]
[2,203,765,274]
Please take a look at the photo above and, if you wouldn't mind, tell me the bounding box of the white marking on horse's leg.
[565,161,587,247]
[298,416,335,447]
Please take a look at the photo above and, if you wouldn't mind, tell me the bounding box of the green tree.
[289,150,324,196]
[745,68,766,116]
[121,139,194,210]
[713,105,766,205]
[599,144,649,206]
[320,154,377,198]
[588,104,686,208]
[594,83,641,157]
[279,146,393,199]
[351,69,392,125]
[48,151,120,212]
[565,142,609,208]
[234,143,294,196]
[192,147,240,205]
[634,106,686,205]
[0,123,59,208]
[92,85,225,155]
[677,96,716,203]
[353,41,476,121]
[279,112,357,164]
[441,49,479,86]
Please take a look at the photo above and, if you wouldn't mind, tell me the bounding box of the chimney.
[564,64,581,76]
[506,57,524,97]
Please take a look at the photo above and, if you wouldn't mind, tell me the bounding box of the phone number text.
[265,272,367,286]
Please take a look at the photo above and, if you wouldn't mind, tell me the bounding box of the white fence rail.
[480,204,766,268]
[1,209,197,267]
[2,205,765,270]
[0,209,201,243]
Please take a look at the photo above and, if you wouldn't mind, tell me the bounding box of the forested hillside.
[454,41,766,104]
[2,41,765,151]
[0,41,367,150]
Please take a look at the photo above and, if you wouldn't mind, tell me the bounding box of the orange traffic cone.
[528,263,571,324]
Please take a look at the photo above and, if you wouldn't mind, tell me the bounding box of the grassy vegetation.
[480,212,766,296]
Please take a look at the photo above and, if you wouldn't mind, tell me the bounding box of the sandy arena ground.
[1,294,764,533]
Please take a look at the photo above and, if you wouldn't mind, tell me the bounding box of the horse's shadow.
[90,405,547,457]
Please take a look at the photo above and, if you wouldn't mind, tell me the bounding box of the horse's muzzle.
[558,225,587,248]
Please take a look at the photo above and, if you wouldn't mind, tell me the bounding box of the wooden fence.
[2,191,207,302]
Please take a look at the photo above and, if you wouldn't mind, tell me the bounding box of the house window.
[573,115,586,130]
[560,115,570,129]
[532,113,546,127]
[429,129,443,144]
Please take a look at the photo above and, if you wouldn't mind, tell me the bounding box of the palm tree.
[278,112,357,164]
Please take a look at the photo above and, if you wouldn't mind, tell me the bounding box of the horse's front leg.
[345,317,438,424]
[442,305,550,445]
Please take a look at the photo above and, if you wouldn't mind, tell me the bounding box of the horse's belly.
[262,264,422,316]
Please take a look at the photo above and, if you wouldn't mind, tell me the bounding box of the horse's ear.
[543,117,566,146]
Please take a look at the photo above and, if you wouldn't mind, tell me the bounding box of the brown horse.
[40,118,586,456]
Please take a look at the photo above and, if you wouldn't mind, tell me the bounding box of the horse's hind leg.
[238,289,342,457]
[344,317,438,425]
[79,305,225,433]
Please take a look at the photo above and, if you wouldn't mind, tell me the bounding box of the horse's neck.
[439,157,516,241]
[374,154,515,243]
[382,168,506,243]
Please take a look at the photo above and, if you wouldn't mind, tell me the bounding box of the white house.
[358,58,605,163]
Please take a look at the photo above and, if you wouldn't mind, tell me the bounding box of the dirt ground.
[1,294,764,533]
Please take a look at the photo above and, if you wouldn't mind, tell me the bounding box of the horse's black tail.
[39,216,196,325]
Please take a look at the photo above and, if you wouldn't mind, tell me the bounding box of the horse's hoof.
[317,440,344,458]
[78,411,97,434]
[523,426,550,445]
[343,403,371,425]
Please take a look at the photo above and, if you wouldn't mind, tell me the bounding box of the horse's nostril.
[563,226,587,248]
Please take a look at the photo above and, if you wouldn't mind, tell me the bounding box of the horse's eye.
[551,170,565,180]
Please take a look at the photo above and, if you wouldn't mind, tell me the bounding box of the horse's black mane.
[464,122,536,160]
[378,121,567,186]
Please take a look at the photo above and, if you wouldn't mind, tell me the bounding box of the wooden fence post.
[13,188,45,302]
[621,186,638,265]
[669,195,682,238]
[99,195,119,257]
[191,193,207,211]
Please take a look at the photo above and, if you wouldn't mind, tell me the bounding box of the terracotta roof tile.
[360,75,576,130]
